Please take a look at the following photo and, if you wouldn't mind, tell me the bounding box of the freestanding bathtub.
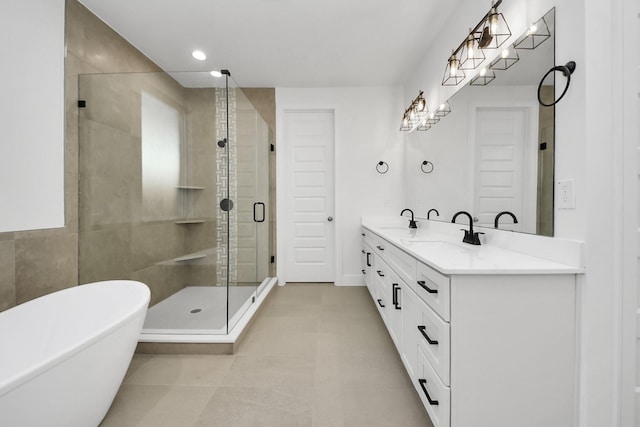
[0,280,150,427]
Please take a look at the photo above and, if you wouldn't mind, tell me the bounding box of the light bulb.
[528,23,537,35]
[501,48,509,58]
[489,12,499,36]
[480,67,487,77]
[210,70,222,78]
[417,98,426,112]
[410,109,416,120]
[439,103,446,111]
[449,58,458,77]
[466,35,475,58]
[402,115,409,127]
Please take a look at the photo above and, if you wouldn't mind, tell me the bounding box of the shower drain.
[190,308,202,314]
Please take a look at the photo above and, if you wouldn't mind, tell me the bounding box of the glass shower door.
[226,83,271,333]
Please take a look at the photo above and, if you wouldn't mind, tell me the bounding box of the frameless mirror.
[406,8,555,236]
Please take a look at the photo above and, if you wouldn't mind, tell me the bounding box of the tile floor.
[100,283,433,427]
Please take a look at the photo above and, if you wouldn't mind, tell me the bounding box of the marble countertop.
[362,218,585,275]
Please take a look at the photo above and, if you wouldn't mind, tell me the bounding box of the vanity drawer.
[387,243,416,286]
[416,345,451,427]
[416,296,451,385]
[416,262,451,321]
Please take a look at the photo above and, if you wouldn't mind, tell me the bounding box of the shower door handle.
[253,202,265,223]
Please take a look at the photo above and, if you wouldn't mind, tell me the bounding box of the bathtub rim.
[0,280,150,398]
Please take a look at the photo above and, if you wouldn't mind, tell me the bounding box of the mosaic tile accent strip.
[215,87,238,286]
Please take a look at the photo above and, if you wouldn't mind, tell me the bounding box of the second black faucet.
[400,209,418,229]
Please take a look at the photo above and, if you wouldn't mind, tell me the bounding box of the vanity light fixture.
[489,47,519,70]
[442,0,511,86]
[442,52,466,86]
[400,91,429,131]
[478,0,511,49]
[470,66,496,85]
[210,70,223,78]
[434,102,452,117]
[192,50,207,61]
[425,112,440,126]
[460,31,486,70]
[513,16,551,50]
[416,121,431,132]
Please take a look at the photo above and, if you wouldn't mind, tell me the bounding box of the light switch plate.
[556,179,575,209]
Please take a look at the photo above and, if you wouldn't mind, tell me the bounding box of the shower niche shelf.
[175,219,206,225]
[173,253,207,263]
[176,185,205,190]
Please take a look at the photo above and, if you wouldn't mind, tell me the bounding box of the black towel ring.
[537,61,576,107]
[421,160,434,174]
[376,161,389,174]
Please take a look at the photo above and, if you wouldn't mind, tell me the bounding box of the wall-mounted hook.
[421,160,434,174]
[376,161,389,174]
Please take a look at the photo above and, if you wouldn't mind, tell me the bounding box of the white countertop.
[362,218,585,275]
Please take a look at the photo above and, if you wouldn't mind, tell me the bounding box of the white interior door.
[473,108,535,231]
[283,110,335,282]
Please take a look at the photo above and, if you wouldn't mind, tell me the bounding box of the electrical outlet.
[556,179,575,209]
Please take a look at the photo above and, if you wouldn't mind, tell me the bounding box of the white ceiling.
[77,0,460,88]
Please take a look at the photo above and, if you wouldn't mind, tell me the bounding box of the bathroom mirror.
[406,8,555,236]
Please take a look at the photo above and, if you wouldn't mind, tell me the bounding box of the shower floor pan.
[138,277,276,345]
[142,285,257,334]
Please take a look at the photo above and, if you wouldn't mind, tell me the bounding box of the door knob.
[327,216,333,222]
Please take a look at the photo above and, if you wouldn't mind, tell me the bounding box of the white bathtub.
[0,280,150,427]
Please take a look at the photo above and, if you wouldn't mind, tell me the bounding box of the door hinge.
[270,144,275,152]
[78,100,86,108]
[540,142,547,150]
[270,255,275,264]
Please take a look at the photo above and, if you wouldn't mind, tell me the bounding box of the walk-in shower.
[77,70,275,344]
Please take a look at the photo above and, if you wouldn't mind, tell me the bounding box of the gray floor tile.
[101,283,433,427]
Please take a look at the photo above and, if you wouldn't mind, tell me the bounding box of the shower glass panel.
[77,71,270,336]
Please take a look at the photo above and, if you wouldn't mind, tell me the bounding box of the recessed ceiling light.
[210,70,222,78]
[192,50,206,61]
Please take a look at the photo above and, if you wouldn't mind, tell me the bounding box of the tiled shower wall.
[0,0,277,312]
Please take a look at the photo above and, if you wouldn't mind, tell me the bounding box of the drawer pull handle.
[376,245,385,251]
[377,299,385,308]
[418,379,439,406]
[418,326,439,345]
[417,280,438,294]
[366,252,371,267]
[361,249,365,254]
[377,270,385,277]
[362,269,366,275]
[392,283,401,310]
[362,233,366,236]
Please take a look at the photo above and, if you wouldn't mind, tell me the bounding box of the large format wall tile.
[0,241,16,311]
[15,233,78,304]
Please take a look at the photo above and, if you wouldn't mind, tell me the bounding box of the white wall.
[400,0,634,426]
[0,0,65,232]
[276,87,405,285]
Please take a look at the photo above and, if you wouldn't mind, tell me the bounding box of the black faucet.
[494,211,518,229]
[427,209,439,220]
[400,209,418,229]
[451,211,482,245]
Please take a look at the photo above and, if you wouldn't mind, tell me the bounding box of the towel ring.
[421,160,434,174]
[538,61,576,107]
[376,161,389,174]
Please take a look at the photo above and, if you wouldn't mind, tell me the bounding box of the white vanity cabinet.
[361,226,578,427]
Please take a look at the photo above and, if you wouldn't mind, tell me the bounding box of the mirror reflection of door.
[473,107,537,232]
